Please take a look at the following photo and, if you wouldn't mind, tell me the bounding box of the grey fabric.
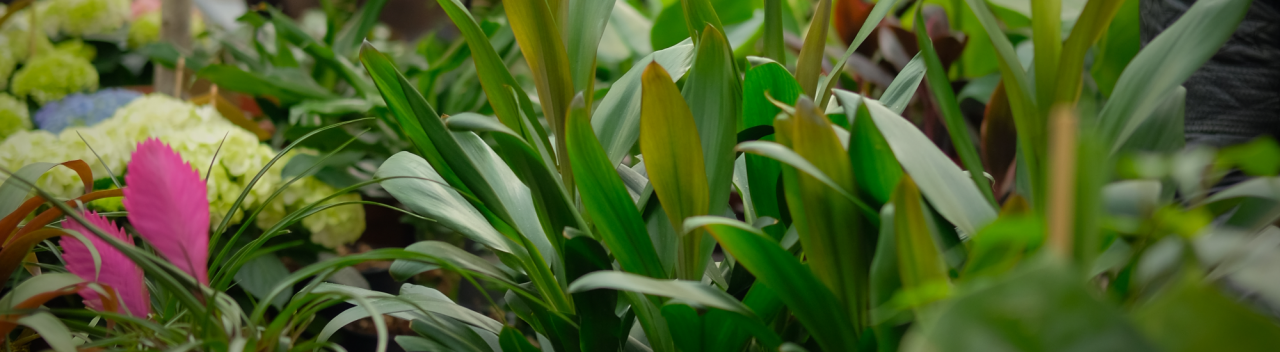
[1140,0,1280,148]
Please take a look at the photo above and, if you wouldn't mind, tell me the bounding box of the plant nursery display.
[1,0,1278,351]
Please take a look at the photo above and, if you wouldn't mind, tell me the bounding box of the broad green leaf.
[773,95,874,328]
[640,62,712,280]
[682,26,742,219]
[891,176,951,306]
[1099,0,1251,154]
[913,12,995,204]
[869,205,906,352]
[435,0,548,154]
[389,241,519,287]
[1135,275,1280,352]
[704,283,786,352]
[17,312,76,352]
[564,236,627,352]
[445,113,589,241]
[740,61,799,238]
[961,214,1045,280]
[816,0,901,105]
[333,0,389,57]
[662,303,706,352]
[1090,0,1138,98]
[852,92,997,236]
[315,283,502,340]
[688,217,858,351]
[1054,0,1127,105]
[569,271,752,316]
[926,259,1157,351]
[624,290,675,352]
[376,152,516,256]
[878,53,926,114]
[505,0,575,166]
[0,162,58,218]
[795,0,831,96]
[594,40,697,167]
[410,317,497,352]
[196,65,335,102]
[454,132,559,266]
[840,93,902,207]
[566,0,616,100]
[680,0,729,43]
[735,140,876,220]
[398,336,449,351]
[500,327,543,352]
[567,98,667,279]
[233,254,291,309]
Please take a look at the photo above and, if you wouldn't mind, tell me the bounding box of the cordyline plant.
[2,0,1280,351]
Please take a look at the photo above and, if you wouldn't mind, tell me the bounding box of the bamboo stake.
[1046,106,1078,257]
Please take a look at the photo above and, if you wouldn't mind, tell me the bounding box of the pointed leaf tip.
[121,138,210,285]
[62,211,149,317]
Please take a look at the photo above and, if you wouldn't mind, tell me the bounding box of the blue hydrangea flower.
[34,88,142,133]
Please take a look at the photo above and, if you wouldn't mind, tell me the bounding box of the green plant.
[353,0,1280,351]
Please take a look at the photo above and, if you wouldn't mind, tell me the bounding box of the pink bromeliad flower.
[62,212,149,317]
[63,139,211,317]
[121,138,211,285]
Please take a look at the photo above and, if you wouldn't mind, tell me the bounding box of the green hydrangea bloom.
[10,52,99,104]
[127,11,205,49]
[0,94,31,140]
[54,39,96,61]
[52,0,130,36]
[0,94,366,249]
[1,28,56,64]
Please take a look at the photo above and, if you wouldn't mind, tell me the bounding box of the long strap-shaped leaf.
[594,40,697,167]
[796,0,832,97]
[913,11,995,205]
[434,0,551,161]
[567,93,667,279]
[565,0,615,106]
[815,0,901,105]
[682,26,741,219]
[505,0,576,182]
[641,62,712,280]
[1098,0,1253,154]
[1053,0,1126,105]
[688,217,859,351]
[1031,0,1062,116]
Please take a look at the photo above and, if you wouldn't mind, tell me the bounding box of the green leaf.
[333,0,389,57]
[640,62,712,280]
[315,283,503,340]
[410,317,497,352]
[268,7,375,97]
[891,175,951,306]
[566,0,616,98]
[704,283,786,352]
[389,241,520,287]
[435,0,549,155]
[741,61,799,238]
[1030,0,1062,114]
[773,95,875,328]
[196,65,336,102]
[377,152,518,256]
[505,0,575,164]
[816,0,902,105]
[688,217,858,351]
[0,162,59,218]
[1098,0,1251,154]
[795,0,831,96]
[623,290,675,352]
[1090,0,1138,98]
[233,253,291,309]
[682,25,742,218]
[869,205,906,352]
[1054,0,1128,105]
[849,91,996,236]
[500,326,543,352]
[878,53,926,114]
[564,236,627,352]
[762,0,785,62]
[925,259,1157,352]
[735,140,876,220]
[680,0,729,44]
[913,11,995,205]
[17,312,77,352]
[566,97,667,279]
[662,303,706,352]
[569,271,752,316]
[593,40,697,167]
[840,93,902,207]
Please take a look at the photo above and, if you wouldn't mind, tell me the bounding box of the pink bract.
[121,138,211,285]
[62,212,150,318]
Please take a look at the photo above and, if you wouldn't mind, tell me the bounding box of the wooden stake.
[174,56,186,98]
[154,0,193,96]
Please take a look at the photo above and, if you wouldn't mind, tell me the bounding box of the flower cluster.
[42,0,131,37]
[0,94,365,248]
[10,51,99,104]
[0,94,30,140]
[34,88,141,133]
